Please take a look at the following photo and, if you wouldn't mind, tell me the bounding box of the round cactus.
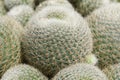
[36,0,74,12]
[86,3,120,69]
[74,0,110,16]
[1,64,48,80]
[0,1,6,15]
[4,0,35,10]
[7,5,34,26]
[0,16,23,77]
[103,63,120,80]
[21,6,93,78]
[52,63,108,80]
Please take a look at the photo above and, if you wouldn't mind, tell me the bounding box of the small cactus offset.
[85,54,98,65]
[21,6,93,78]
[0,16,23,77]
[52,63,108,80]
[103,63,120,80]
[7,5,34,26]
[1,64,48,80]
[86,3,120,69]
[4,0,35,10]
[36,0,74,12]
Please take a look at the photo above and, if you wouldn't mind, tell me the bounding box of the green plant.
[36,0,74,12]
[103,63,120,80]
[0,16,23,77]
[52,63,108,80]
[1,64,48,80]
[21,6,93,78]
[86,3,120,69]
[7,5,34,26]
[4,0,35,10]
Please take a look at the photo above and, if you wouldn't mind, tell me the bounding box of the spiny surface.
[52,63,108,80]
[0,16,23,77]
[103,63,120,80]
[36,0,74,12]
[86,3,120,69]
[4,0,35,10]
[70,0,110,16]
[1,64,48,80]
[7,5,34,26]
[21,6,93,78]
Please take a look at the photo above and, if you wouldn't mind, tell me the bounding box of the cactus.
[69,0,110,16]
[0,16,23,77]
[0,1,6,15]
[86,3,120,69]
[4,0,35,10]
[1,64,48,80]
[21,6,93,78]
[103,63,120,80]
[7,5,34,26]
[36,0,74,12]
[52,63,108,80]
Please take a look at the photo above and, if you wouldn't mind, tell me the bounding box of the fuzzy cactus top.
[7,5,34,26]
[52,63,108,80]
[86,3,120,69]
[21,6,93,78]
[1,64,48,80]
[36,0,74,12]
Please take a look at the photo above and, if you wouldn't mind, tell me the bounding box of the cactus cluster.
[0,16,23,77]
[0,0,120,80]
[86,3,120,69]
[52,63,108,80]
[7,5,34,26]
[1,64,48,80]
[69,0,110,16]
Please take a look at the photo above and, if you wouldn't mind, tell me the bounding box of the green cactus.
[103,63,120,80]
[4,0,35,10]
[0,16,23,77]
[21,6,93,78]
[69,0,110,16]
[52,63,108,80]
[86,3,120,69]
[1,64,48,80]
[36,0,74,12]
[7,5,34,26]
[0,1,6,15]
